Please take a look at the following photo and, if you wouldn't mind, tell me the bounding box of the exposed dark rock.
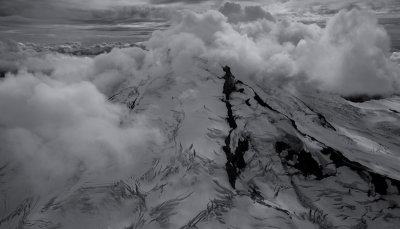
[320,147,361,169]
[245,99,251,106]
[316,113,336,131]
[343,94,384,103]
[289,149,324,179]
[293,97,336,131]
[275,141,326,179]
[220,66,249,188]
[127,98,137,110]
[234,138,249,170]
[222,65,236,100]
[253,92,279,113]
[236,80,244,85]
[223,132,236,188]
[370,173,388,196]
[321,147,400,196]
[249,185,263,202]
[248,184,291,216]
[223,126,249,188]
[286,117,324,144]
[224,101,237,129]
[275,141,290,153]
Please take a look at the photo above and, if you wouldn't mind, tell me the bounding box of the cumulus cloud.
[0,40,26,74]
[146,5,400,96]
[0,42,150,94]
[0,44,163,196]
[296,9,400,95]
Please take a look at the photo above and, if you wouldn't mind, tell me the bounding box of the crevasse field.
[1,1,400,228]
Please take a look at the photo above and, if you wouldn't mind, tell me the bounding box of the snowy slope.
[2,56,400,228]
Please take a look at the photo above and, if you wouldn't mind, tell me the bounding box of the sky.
[1,0,400,45]
[1,0,400,19]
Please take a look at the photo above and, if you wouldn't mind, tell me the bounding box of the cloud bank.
[147,3,400,96]
[297,9,399,95]
[0,45,163,196]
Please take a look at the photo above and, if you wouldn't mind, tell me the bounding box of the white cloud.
[0,49,163,196]
[145,6,400,96]
[296,9,400,95]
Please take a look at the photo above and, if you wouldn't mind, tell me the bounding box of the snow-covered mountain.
[1,4,400,229]
[2,58,400,229]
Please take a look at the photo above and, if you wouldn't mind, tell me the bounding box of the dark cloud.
[286,0,400,16]
[0,0,169,20]
[149,0,211,4]
[0,0,171,26]
[0,0,53,17]
[86,6,171,23]
[0,0,92,23]
[219,2,275,23]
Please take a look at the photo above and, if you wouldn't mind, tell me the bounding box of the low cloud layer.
[0,44,163,196]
